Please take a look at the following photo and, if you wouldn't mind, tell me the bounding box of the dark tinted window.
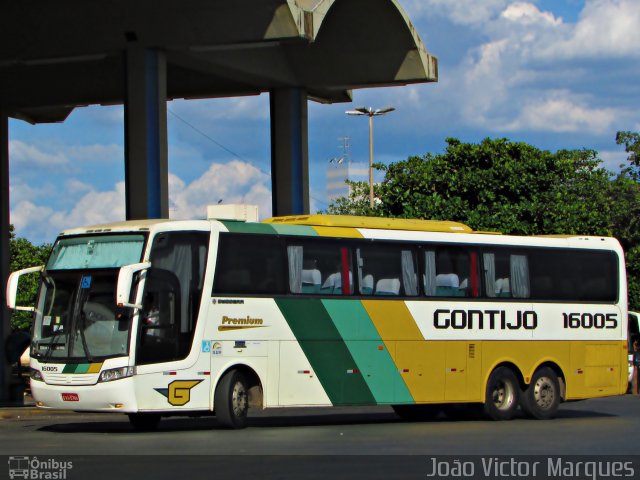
[213,234,285,295]
[482,247,617,302]
[528,249,617,302]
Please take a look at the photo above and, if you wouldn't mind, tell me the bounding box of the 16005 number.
[562,312,617,329]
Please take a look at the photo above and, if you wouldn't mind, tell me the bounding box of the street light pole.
[346,106,395,209]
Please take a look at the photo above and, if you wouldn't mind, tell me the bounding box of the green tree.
[330,138,615,235]
[614,131,640,311]
[9,225,51,331]
[616,131,640,175]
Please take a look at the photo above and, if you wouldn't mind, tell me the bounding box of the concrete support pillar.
[0,113,10,403]
[124,47,169,220]
[269,88,309,216]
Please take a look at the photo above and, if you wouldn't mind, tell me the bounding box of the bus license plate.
[61,393,79,402]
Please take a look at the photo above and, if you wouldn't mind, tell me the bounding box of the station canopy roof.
[0,0,438,124]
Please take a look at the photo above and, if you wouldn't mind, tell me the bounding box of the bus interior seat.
[361,274,374,295]
[301,269,321,294]
[495,277,511,297]
[321,272,340,294]
[375,278,401,296]
[435,273,462,296]
[322,271,353,295]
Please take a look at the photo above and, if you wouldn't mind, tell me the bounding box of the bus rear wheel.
[483,367,519,421]
[521,367,560,420]
[215,369,249,429]
[128,413,161,431]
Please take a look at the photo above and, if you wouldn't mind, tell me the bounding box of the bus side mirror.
[116,262,151,309]
[6,266,44,311]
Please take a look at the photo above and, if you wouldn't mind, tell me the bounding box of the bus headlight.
[98,367,136,383]
[30,368,43,381]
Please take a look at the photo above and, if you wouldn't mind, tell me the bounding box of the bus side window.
[213,234,285,295]
[482,251,529,299]
[288,242,352,295]
[427,247,471,297]
[357,245,417,297]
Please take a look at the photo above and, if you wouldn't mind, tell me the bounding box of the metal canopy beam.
[270,88,309,216]
[124,48,169,220]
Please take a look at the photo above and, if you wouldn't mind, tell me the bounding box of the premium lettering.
[221,316,263,326]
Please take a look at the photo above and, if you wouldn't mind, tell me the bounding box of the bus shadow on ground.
[37,405,615,434]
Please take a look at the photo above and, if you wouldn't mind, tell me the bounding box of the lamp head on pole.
[345,106,395,117]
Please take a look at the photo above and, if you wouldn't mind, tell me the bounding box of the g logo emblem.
[155,380,203,406]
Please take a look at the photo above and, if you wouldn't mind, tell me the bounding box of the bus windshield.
[47,234,145,270]
[32,234,146,362]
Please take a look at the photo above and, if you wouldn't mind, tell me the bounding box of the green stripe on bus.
[322,300,414,404]
[62,364,88,374]
[269,224,318,236]
[275,298,376,405]
[62,364,77,374]
[75,364,90,374]
[220,221,278,235]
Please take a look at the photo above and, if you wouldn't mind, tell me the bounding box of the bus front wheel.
[484,367,519,420]
[215,369,249,429]
[521,367,560,420]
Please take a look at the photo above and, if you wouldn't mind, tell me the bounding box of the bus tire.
[392,404,440,421]
[483,367,519,421]
[215,369,249,429]
[128,413,161,431]
[521,367,560,420]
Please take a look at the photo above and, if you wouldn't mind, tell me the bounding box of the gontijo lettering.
[434,309,538,330]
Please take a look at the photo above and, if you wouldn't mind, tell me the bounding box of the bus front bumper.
[31,377,138,412]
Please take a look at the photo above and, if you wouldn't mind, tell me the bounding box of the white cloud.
[10,160,274,243]
[499,91,618,133]
[66,144,123,164]
[501,3,562,26]
[170,160,272,220]
[65,179,94,194]
[9,182,57,205]
[9,140,69,167]
[422,0,639,134]
[11,183,126,242]
[49,182,126,231]
[542,0,640,59]
[10,201,55,240]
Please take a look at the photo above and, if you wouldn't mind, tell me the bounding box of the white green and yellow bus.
[6,208,628,429]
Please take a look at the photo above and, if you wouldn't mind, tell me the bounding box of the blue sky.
[8,0,640,244]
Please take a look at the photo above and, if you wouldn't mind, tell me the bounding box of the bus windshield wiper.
[42,326,66,362]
